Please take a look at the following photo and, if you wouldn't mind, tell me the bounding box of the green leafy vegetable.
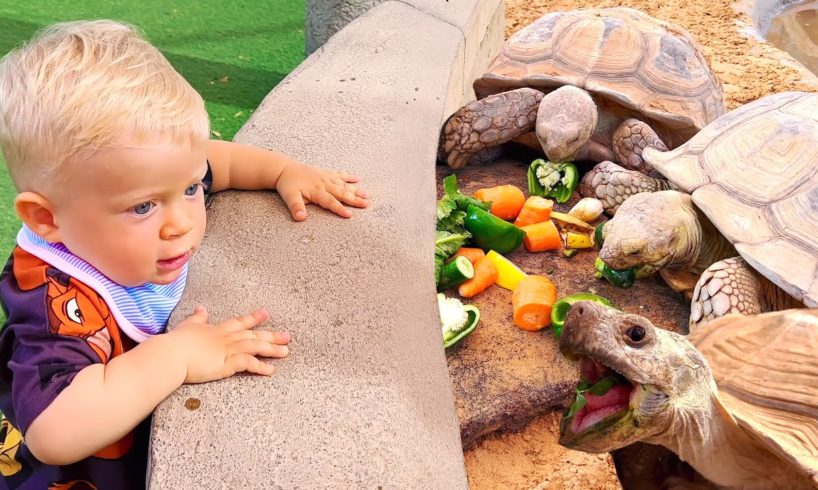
[434,174,491,285]
[565,375,620,421]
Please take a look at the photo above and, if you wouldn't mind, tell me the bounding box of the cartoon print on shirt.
[0,417,24,477]
[44,272,115,363]
[10,248,123,363]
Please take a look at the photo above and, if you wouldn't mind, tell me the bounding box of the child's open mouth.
[157,251,190,271]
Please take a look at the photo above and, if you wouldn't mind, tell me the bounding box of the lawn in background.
[0,0,305,263]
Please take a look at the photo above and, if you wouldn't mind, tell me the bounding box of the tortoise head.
[599,190,700,274]
[558,301,713,452]
[536,85,598,162]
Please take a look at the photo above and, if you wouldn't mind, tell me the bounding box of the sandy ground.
[463,1,817,488]
[465,412,621,489]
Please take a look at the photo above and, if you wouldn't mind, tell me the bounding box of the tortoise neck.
[759,274,804,310]
[674,208,735,274]
[659,393,800,488]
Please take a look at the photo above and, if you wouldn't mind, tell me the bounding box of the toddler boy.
[0,20,368,488]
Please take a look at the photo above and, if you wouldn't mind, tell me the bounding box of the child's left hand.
[276,161,370,221]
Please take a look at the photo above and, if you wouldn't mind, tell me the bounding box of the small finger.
[355,186,369,199]
[229,354,276,376]
[339,171,361,183]
[338,190,369,209]
[232,339,290,358]
[258,330,291,344]
[279,187,308,221]
[333,181,369,202]
[232,329,290,345]
[187,305,209,323]
[223,309,269,332]
[316,192,352,218]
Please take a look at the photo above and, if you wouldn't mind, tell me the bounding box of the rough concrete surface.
[438,158,690,448]
[307,0,504,117]
[148,1,502,488]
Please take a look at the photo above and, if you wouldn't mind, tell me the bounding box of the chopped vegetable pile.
[434,159,632,348]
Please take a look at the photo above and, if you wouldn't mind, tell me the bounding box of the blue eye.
[133,202,153,215]
[185,184,200,196]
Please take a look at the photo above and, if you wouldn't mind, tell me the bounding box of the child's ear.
[14,192,62,243]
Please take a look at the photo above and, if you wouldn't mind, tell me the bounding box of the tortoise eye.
[626,325,646,344]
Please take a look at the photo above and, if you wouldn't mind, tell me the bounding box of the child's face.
[50,138,208,287]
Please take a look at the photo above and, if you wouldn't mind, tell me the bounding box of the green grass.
[0,0,306,262]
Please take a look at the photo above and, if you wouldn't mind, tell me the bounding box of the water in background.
[767,0,818,75]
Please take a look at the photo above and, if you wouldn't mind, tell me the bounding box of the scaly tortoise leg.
[688,256,803,331]
[578,160,673,215]
[440,88,542,169]
[612,118,668,174]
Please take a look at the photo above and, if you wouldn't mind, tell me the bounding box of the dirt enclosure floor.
[463,1,817,488]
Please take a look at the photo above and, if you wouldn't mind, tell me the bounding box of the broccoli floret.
[437,293,469,336]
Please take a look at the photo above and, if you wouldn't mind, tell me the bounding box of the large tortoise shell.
[647,91,818,308]
[473,8,726,147]
[689,309,818,483]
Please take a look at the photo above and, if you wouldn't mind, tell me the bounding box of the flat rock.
[437,158,690,448]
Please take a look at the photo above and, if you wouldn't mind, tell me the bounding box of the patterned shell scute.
[662,92,818,307]
[472,8,725,142]
[688,310,818,481]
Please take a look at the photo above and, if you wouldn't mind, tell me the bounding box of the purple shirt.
[0,248,149,490]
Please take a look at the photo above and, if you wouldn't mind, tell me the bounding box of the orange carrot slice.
[512,275,557,331]
[452,247,486,264]
[521,220,562,252]
[458,256,498,298]
[474,185,526,220]
[514,196,553,227]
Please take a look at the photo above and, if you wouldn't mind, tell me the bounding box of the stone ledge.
[148,1,502,487]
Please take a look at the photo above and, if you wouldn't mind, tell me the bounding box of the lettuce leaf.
[434,174,490,285]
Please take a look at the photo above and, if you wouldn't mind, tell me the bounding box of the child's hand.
[171,306,290,383]
[276,161,370,221]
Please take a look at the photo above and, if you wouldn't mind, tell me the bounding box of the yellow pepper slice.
[566,232,593,249]
[485,250,528,290]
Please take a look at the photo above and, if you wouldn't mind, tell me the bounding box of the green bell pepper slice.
[443,306,480,349]
[594,257,636,288]
[594,221,606,249]
[527,159,579,203]
[551,292,614,338]
[464,204,525,255]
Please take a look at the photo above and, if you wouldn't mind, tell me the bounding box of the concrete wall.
[148,0,503,487]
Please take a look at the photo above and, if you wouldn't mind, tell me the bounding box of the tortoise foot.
[579,160,672,215]
[612,118,668,174]
[689,257,763,332]
[441,88,541,169]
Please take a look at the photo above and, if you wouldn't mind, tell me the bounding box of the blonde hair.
[0,20,209,192]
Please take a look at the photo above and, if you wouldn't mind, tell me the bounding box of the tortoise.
[440,7,725,186]
[598,91,818,329]
[558,301,818,489]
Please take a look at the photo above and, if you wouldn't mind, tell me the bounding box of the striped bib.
[16,225,187,343]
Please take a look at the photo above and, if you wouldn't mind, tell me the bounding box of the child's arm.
[23,306,289,465]
[206,140,370,221]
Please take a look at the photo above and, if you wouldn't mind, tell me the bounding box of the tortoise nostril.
[621,239,647,256]
[574,305,585,316]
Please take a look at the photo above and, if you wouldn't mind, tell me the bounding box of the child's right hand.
[170,305,290,383]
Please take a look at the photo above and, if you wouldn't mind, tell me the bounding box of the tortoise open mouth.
[560,356,639,442]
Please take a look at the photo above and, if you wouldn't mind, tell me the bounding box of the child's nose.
[160,207,194,240]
